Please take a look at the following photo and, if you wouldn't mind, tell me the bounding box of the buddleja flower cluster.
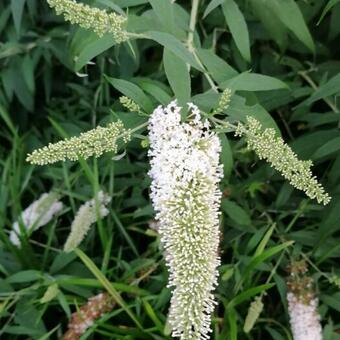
[26,121,130,165]
[63,292,115,340]
[236,116,330,205]
[148,101,223,340]
[286,260,322,340]
[64,191,111,252]
[10,192,63,246]
[47,0,128,42]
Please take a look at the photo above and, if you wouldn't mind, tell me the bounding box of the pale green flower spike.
[243,296,263,333]
[236,116,331,205]
[119,96,141,113]
[26,121,131,165]
[212,88,232,115]
[40,283,60,304]
[47,0,128,42]
[64,191,111,252]
[10,192,63,246]
[329,275,340,288]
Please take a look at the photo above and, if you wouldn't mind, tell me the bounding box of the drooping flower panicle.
[26,121,130,165]
[236,116,331,205]
[286,260,322,340]
[10,192,63,246]
[47,0,128,42]
[63,292,115,340]
[148,101,223,339]
[63,191,111,252]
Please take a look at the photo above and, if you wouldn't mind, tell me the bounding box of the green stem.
[298,71,338,113]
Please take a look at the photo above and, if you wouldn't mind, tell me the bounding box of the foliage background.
[0,0,340,338]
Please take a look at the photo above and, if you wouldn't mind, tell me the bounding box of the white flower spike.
[148,101,223,340]
[287,260,323,340]
[64,191,111,252]
[10,192,63,246]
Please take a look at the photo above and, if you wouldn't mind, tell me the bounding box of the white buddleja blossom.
[287,260,323,340]
[148,101,223,340]
[47,0,128,42]
[10,192,63,246]
[26,121,130,165]
[236,116,331,205]
[64,191,111,252]
[287,293,322,340]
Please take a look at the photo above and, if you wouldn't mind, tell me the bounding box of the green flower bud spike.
[26,121,130,165]
[47,0,128,42]
[236,116,331,205]
[119,96,141,113]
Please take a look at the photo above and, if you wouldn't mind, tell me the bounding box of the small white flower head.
[26,121,131,165]
[10,192,63,246]
[47,0,128,42]
[236,116,331,205]
[148,101,223,339]
[287,260,323,340]
[63,191,111,252]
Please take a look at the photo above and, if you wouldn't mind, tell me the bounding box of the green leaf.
[163,48,191,107]
[143,300,164,332]
[70,30,119,71]
[312,136,340,160]
[149,0,175,34]
[0,103,17,136]
[220,134,233,180]
[221,72,288,92]
[22,55,35,94]
[7,270,40,283]
[249,0,288,50]
[235,241,294,292]
[302,73,340,106]
[318,0,340,24]
[75,249,142,329]
[138,79,172,105]
[196,48,238,84]
[203,0,225,18]
[227,307,238,340]
[267,0,315,53]
[227,95,281,133]
[227,283,275,308]
[145,31,204,71]
[222,0,251,62]
[105,76,154,112]
[321,293,340,312]
[254,224,276,257]
[0,7,11,36]
[222,199,251,226]
[115,0,148,7]
[11,0,26,35]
